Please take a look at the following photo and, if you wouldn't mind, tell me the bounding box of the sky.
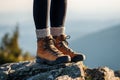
[1,0,120,14]
[0,0,120,26]
[69,0,120,21]
[0,0,120,41]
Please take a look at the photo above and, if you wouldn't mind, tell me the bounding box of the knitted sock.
[50,27,65,36]
[36,28,50,39]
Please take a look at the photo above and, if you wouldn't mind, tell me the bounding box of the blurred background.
[0,0,120,70]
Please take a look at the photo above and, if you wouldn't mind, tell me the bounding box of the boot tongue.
[54,35,66,42]
[45,36,55,45]
[45,35,53,40]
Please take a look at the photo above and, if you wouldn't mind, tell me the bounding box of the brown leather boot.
[53,35,86,62]
[36,36,71,65]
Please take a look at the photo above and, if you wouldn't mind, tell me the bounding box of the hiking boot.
[53,35,86,62]
[36,36,71,65]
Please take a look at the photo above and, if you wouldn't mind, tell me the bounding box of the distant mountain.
[70,25,120,70]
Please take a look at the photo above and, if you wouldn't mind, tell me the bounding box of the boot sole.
[36,56,71,65]
[71,54,86,62]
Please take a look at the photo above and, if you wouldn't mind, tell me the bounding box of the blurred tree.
[0,24,34,65]
[9,26,21,57]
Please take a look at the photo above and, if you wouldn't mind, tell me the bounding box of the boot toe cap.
[71,53,86,62]
[56,55,71,63]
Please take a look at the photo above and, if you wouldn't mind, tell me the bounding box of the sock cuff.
[50,27,65,36]
[36,28,50,38]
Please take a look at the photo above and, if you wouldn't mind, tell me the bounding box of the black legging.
[33,0,67,29]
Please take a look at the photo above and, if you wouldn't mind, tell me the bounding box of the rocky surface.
[0,60,119,80]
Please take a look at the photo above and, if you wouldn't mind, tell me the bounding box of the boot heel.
[36,56,45,64]
[36,56,54,65]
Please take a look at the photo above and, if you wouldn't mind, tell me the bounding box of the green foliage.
[0,25,34,65]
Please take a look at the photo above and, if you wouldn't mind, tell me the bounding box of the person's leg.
[33,0,70,64]
[50,0,85,62]
[33,0,50,38]
[50,0,67,36]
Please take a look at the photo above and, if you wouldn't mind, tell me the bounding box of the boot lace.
[44,38,61,56]
[59,35,75,53]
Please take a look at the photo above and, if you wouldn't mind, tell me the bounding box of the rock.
[115,70,120,77]
[0,61,85,80]
[85,67,120,80]
[0,60,119,80]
